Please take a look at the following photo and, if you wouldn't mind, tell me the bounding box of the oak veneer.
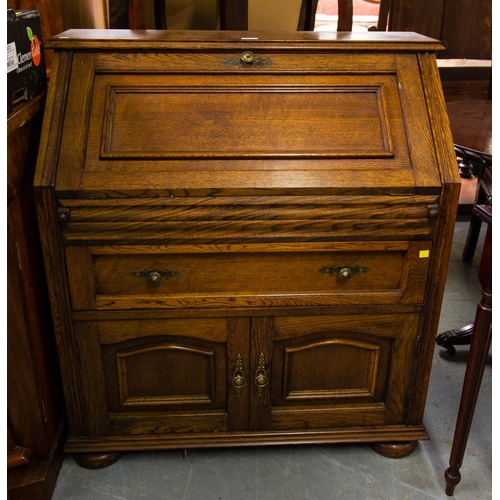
[34,30,460,468]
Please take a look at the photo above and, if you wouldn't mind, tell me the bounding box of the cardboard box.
[7,9,47,113]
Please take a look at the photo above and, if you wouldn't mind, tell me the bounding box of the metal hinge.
[56,207,71,223]
[427,204,439,218]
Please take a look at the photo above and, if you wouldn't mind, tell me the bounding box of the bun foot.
[74,452,122,469]
[370,441,417,458]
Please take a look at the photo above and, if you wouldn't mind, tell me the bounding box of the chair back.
[129,0,354,31]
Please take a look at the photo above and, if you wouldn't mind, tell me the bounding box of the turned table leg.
[74,452,122,469]
[444,205,492,496]
[444,293,491,495]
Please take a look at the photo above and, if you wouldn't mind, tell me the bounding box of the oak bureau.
[34,30,460,469]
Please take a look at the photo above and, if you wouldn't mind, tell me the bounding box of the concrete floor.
[51,216,492,500]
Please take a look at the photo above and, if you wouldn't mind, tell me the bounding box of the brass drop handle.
[254,353,268,397]
[147,271,162,285]
[338,267,353,280]
[318,263,370,279]
[232,354,246,397]
[130,268,183,286]
[241,51,255,64]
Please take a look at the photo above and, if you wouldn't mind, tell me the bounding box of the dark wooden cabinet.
[34,30,460,468]
[7,94,66,499]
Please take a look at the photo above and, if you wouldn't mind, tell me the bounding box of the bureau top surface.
[48,29,443,52]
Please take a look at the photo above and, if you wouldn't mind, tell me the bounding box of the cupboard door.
[250,314,420,431]
[72,317,249,437]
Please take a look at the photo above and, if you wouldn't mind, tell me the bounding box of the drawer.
[65,241,432,310]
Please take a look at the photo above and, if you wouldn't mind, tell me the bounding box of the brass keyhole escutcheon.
[241,51,255,64]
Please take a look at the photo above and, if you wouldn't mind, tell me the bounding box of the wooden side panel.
[394,54,441,189]
[34,50,73,189]
[73,321,109,436]
[404,53,461,425]
[54,53,96,192]
[34,186,87,436]
[65,246,96,310]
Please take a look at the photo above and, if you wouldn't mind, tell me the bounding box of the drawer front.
[65,241,432,310]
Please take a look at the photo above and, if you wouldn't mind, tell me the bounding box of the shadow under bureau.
[34,29,460,469]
